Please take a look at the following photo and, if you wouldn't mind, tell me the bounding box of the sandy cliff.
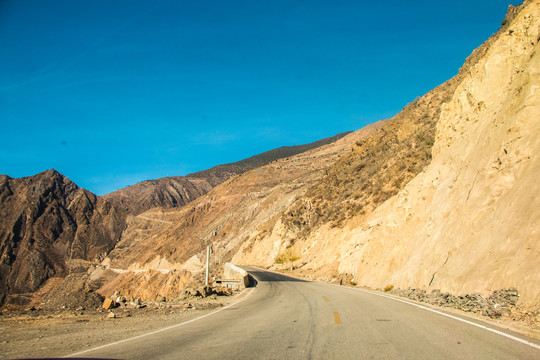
[232,1,540,309]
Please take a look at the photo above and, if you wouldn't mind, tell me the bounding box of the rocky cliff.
[103,132,351,215]
[232,0,540,309]
[0,170,125,305]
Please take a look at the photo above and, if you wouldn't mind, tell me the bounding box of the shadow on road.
[246,268,309,283]
[247,274,258,287]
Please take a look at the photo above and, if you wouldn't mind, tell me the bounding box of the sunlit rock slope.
[233,0,540,309]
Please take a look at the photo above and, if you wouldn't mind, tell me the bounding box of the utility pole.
[205,246,210,286]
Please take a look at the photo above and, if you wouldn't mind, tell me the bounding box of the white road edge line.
[248,266,540,350]
[62,287,255,358]
[336,283,540,351]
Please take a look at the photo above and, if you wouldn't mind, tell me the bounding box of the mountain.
[102,0,539,312]
[0,170,125,305]
[102,132,351,215]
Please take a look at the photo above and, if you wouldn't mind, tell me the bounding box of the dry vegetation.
[274,246,300,270]
[278,6,521,235]
[281,80,455,233]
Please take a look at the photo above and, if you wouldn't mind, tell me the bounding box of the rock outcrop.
[0,169,125,305]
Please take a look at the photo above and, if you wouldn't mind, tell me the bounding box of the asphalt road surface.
[65,266,540,359]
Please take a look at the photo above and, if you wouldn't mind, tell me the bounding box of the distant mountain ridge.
[187,131,352,181]
[103,132,351,215]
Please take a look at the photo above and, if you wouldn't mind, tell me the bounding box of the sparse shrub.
[279,79,442,240]
[355,162,366,172]
[275,247,300,270]
[384,284,394,292]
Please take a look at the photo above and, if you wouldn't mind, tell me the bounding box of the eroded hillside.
[0,132,354,306]
[102,177,214,216]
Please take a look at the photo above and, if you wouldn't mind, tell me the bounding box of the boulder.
[215,287,233,296]
[182,288,201,298]
[198,286,216,298]
[102,298,116,310]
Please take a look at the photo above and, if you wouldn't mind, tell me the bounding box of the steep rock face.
[103,132,351,215]
[0,170,125,305]
[233,1,540,308]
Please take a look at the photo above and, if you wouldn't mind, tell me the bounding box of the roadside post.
[205,246,210,286]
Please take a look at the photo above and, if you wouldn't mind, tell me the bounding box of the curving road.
[65,266,540,359]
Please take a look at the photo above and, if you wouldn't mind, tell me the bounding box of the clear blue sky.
[0,0,521,195]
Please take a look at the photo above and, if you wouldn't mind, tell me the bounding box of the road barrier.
[220,263,252,288]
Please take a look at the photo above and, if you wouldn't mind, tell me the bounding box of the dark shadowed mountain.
[0,169,125,305]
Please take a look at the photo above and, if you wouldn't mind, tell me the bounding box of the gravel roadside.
[0,290,248,359]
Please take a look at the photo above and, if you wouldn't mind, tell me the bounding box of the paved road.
[65,267,540,359]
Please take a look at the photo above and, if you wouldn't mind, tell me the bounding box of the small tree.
[275,247,300,271]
